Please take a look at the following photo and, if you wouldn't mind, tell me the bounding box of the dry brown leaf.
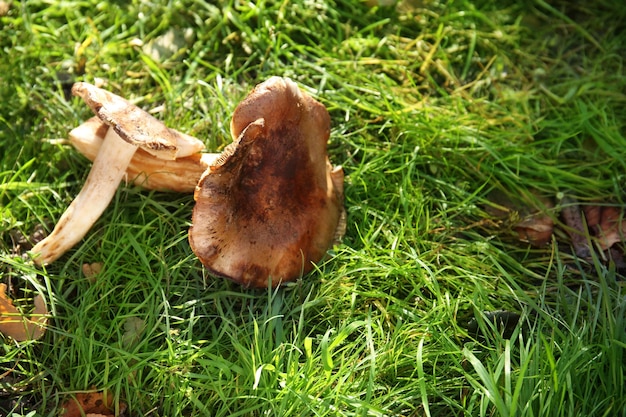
[583,205,601,229]
[82,262,104,284]
[560,197,592,258]
[486,190,554,247]
[8,223,49,255]
[61,389,127,417]
[488,191,626,269]
[0,284,47,341]
[514,212,554,247]
[595,206,626,250]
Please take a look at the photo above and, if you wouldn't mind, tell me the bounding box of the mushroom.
[31,82,212,265]
[69,116,218,192]
[189,76,345,288]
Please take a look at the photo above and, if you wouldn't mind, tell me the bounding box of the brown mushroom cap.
[189,77,344,288]
[72,82,204,160]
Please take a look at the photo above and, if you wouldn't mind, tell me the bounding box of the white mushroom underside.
[31,128,139,265]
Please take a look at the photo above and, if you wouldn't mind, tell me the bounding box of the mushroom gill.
[189,77,344,288]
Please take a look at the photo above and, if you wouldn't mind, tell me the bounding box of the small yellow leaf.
[0,283,48,341]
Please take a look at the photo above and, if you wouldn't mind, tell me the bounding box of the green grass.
[1,0,626,416]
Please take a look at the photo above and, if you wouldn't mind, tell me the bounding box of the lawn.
[1,0,625,416]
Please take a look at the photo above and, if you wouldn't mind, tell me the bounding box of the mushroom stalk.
[31,128,138,265]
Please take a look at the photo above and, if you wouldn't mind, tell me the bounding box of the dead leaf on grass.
[141,27,195,62]
[487,190,626,272]
[564,202,626,254]
[582,205,601,229]
[0,283,47,341]
[122,316,146,348]
[513,212,554,247]
[8,223,49,255]
[593,206,626,250]
[61,388,127,417]
[82,262,103,284]
[585,205,626,269]
[560,197,592,258]
[486,190,555,247]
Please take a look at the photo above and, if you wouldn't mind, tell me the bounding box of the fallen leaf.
[9,223,49,255]
[560,197,592,258]
[0,284,47,341]
[61,389,127,417]
[82,262,103,284]
[514,212,554,247]
[595,206,626,250]
[122,316,146,348]
[583,205,601,229]
[142,27,195,62]
[488,191,626,272]
[486,190,554,247]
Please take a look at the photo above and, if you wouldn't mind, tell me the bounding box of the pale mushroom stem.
[31,128,138,265]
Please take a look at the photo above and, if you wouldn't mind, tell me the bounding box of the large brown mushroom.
[31,82,214,265]
[189,77,345,288]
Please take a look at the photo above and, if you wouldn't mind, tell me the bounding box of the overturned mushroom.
[31,82,211,265]
[189,77,345,288]
[69,116,218,192]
